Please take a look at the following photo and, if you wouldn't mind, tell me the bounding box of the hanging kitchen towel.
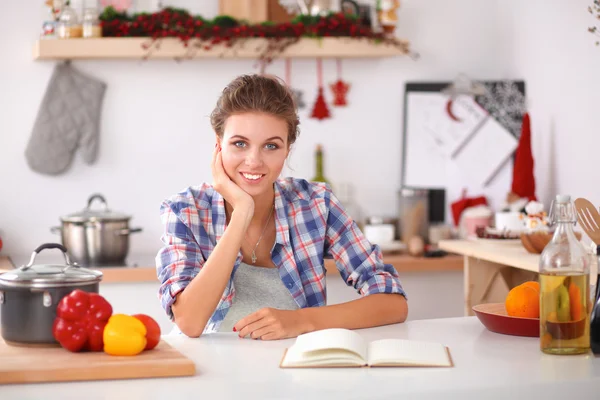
[25,62,107,175]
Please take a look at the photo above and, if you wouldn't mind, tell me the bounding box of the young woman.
[156,74,408,340]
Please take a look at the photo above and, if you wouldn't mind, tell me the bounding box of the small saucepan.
[51,194,142,266]
[0,243,103,345]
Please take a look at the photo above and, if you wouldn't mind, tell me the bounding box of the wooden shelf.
[33,37,409,60]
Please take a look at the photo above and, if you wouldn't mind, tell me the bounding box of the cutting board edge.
[0,361,196,385]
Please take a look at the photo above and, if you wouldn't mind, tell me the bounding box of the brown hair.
[210,74,300,147]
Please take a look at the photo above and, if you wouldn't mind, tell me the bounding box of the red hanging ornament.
[329,59,351,106]
[310,59,331,121]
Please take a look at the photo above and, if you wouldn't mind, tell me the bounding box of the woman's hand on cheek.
[211,144,254,216]
[233,308,311,340]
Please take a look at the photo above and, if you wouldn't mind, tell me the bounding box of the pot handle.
[87,193,108,211]
[116,228,143,236]
[22,243,74,270]
[50,226,62,234]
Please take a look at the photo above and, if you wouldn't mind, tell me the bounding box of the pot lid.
[0,244,103,289]
[61,193,131,223]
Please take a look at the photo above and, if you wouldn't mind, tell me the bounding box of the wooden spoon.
[574,197,600,349]
[575,198,600,246]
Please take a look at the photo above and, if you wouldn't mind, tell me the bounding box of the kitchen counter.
[0,253,463,284]
[2,316,599,399]
[438,239,598,316]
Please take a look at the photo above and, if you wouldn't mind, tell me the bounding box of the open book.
[280,328,453,368]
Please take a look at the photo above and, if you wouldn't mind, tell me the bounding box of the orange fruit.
[505,283,540,318]
[521,281,540,293]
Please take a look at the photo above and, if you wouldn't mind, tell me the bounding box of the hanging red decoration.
[310,59,331,120]
[329,59,351,106]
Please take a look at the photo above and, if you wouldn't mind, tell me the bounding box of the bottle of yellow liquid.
[311,144,329,184]
[539,195,591,355]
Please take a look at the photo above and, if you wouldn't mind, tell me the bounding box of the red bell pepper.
[52,289,113,352]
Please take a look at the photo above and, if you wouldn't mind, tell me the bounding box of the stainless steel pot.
[0,243,102,345]
[51,194,142,266]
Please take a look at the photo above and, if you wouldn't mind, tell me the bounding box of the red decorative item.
[329,59,350,106]
[310,59,331,120]
[511,113,536,201]
[450,189,488,226]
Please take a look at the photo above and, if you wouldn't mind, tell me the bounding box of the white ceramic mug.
[364,224,395,245]
[495,212,525,232]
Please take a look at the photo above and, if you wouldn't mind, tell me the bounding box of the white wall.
[0,0,519,256]
[501,0,600,208]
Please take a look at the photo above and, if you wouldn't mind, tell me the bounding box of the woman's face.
[219,112,289,198]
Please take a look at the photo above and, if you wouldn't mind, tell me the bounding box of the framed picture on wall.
[400,80,526,220]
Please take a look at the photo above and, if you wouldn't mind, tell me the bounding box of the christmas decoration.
[285,59,306,109]
[450,189,489,227]
[589,1,600,45]
[329,58,350,106]
[99,7,411,65]
[476,81,527,138]
[310,59,331,120]
[510,113,536,201]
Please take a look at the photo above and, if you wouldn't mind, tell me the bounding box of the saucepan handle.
[50,226,62,234]
[116,228,143,236]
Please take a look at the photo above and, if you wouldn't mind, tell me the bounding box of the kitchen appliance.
[398,187,429,244]
[573,197,600,355]
[0,243,102,346]
[51,193,142,267]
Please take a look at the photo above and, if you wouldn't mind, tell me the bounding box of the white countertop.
[2,316,599,399]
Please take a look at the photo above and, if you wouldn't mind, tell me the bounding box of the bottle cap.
[556,194,571,203]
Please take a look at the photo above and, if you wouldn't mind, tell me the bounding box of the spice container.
[82,7,102,38]
[56,1,82,38]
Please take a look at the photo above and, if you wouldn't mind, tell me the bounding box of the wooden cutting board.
[0,339,196,384]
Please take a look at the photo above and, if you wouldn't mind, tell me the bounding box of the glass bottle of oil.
[311,144,329,184]
[539,194,590,355]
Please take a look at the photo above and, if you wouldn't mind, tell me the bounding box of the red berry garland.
[99,7,411,64]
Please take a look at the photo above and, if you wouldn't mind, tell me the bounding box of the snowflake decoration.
[476,81,527,138]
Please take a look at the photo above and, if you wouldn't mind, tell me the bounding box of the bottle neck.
[315,149,323,178]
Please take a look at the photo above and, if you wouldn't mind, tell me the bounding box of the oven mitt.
[25,62,107,175]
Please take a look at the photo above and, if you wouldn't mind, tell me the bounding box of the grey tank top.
[218,262,299,332]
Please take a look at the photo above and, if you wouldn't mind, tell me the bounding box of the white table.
[2,317,599,399]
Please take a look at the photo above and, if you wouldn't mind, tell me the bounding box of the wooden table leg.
[463,256,538,316]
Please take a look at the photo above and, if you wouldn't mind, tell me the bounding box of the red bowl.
[472,303,539,337]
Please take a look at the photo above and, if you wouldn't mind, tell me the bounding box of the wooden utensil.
[575,198,600,245]
[574,197,600,355]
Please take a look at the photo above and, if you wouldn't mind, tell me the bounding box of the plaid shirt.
[156,178,406,333]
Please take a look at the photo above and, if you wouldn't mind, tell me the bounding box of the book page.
[281,329,368,367]
[367,339,452,367]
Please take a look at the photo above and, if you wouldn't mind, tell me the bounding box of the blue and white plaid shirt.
[156,178,406,333]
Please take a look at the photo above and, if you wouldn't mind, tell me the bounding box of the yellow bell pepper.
[103,314,147,356]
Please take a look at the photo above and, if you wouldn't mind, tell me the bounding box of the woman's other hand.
[211,144,254,221]
[234,308,312,340]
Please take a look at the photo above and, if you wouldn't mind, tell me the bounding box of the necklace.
[247,205,274,264]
